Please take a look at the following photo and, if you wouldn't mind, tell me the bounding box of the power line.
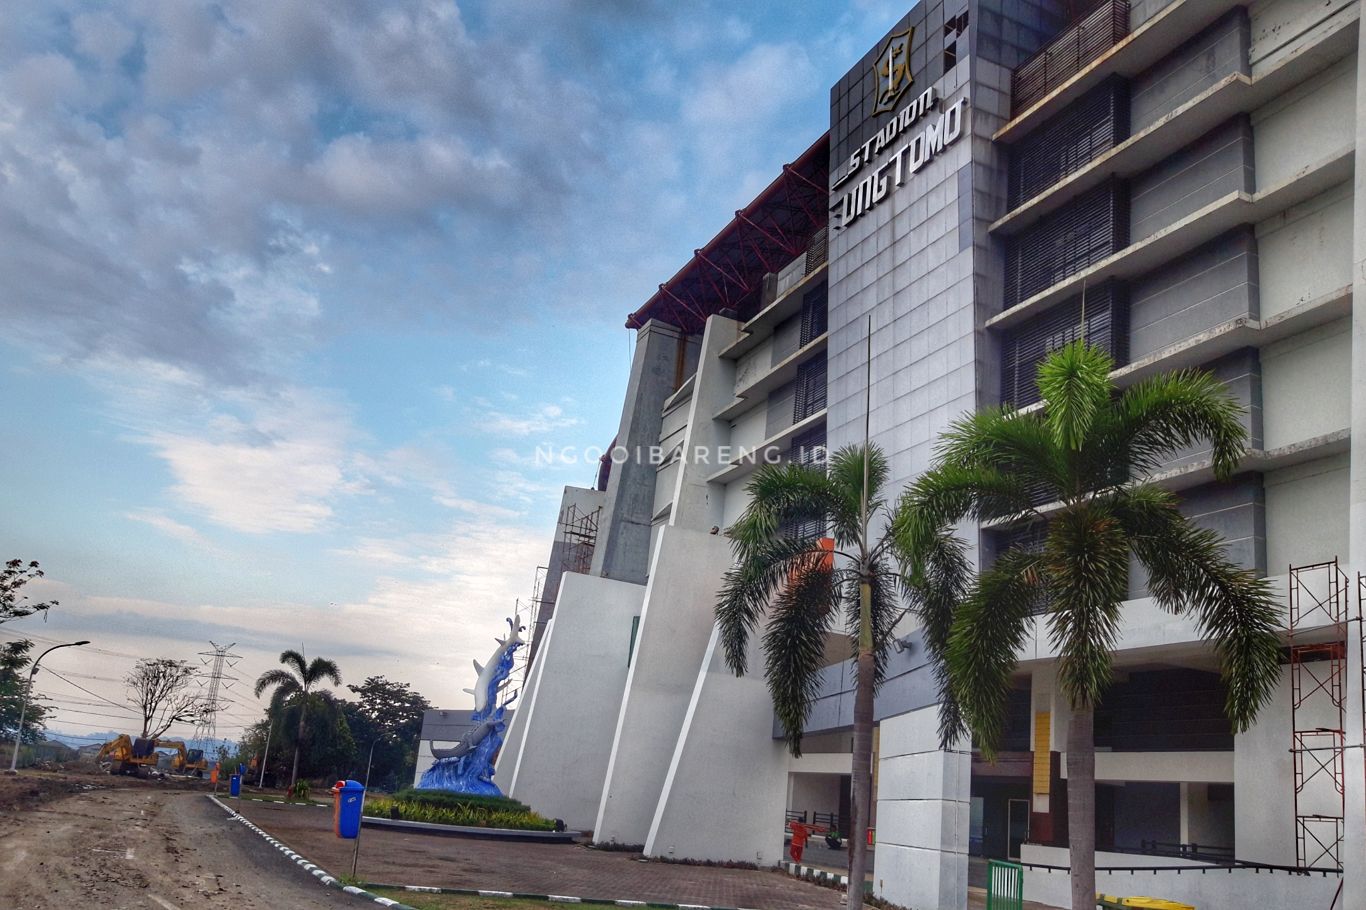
[43,669,134,712]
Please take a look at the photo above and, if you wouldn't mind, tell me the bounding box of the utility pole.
[193,642,240,753]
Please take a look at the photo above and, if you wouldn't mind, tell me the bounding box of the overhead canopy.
[625,133,830,334]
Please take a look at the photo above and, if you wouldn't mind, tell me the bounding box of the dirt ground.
[0,773,351,909]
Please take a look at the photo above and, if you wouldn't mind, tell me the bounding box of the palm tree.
[896,341,1282,910]
[254,650,342,792]
[716,444,962,910]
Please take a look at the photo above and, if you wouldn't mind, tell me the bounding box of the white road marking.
[125,847,135,860]
[148,896,179,910]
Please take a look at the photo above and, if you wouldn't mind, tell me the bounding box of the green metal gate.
[986,859,1024,910]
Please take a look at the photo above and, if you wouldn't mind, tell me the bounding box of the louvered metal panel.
[1009,77,1129,208]
[794,354,828,421]
[1011,0,1129,116]
[1004,179,1129,310]
[805,227,828,275]
[1000,280,1129,409]
[800,282,828,346]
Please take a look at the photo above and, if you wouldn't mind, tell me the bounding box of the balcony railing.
[1012,0,1130,116]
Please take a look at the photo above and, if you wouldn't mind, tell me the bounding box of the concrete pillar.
[1345,8,1366,904]
[873,704,971,910]
[592,320,695,584]
[503,572,643,831]
[594,526,733,844]
[667,315,739,530]
[645,625,789,864]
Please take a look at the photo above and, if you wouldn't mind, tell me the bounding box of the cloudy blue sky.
[0,0,906,743]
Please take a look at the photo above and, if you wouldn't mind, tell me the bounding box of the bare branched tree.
[125,658,209,739]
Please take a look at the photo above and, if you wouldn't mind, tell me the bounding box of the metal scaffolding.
[558,502,601,575]
[1288,559,1350,870]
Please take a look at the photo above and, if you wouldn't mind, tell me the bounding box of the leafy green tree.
[0,559,58,624]
[0,641,50,744]
[254,650,342,790]
[898,341,1281,910]
[342,676,431,791]
[716,445,960,910]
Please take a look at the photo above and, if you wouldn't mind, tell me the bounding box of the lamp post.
[7,640,90,773]
[351,735,387,880]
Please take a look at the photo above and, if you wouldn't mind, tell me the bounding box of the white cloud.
[125,510,216,549]
[143,387,359,534]
[476,403,580,437]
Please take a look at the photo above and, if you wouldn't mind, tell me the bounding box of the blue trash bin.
[229,774,241,797]
[332,779,365,839]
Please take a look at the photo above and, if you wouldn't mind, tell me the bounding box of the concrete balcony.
[993,0,1245,145]
[986,145,1354,332]
[719,262,827,361]
[990,15,1359,235]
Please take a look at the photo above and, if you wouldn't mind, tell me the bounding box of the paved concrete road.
[0,787,349,909]
[232,799,845,910]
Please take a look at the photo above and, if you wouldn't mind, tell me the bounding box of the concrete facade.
[501,1,1366,907]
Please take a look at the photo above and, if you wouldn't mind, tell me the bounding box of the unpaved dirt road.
[0,785,351,909]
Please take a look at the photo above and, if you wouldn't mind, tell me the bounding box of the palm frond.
[1120,495,1281,731]
[764,553,842,756]
[896,461,1039,534]
[728,462,844,555]
[306,657,342,688]
[826,445,888,543]
[255,668,300,699]
[1036,340,1114,452]
[1112,368,1248,480]
[278,649,308,679]
[716,536,826,676]
[1043,504,1131,710]
[947,548,1047,759]
[898,529,971,748]
[935,407,1067,497]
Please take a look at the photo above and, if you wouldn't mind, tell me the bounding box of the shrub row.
[364,794,555,831]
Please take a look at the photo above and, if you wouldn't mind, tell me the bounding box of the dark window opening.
[794,355,828,421]
[1000,280,1129,408]
[800,283,828,346]
[1005,180,1129,309]
[1009,77,1129,208]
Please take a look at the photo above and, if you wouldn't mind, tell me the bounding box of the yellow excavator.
[96,735,208,777]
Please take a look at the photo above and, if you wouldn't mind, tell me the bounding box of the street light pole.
[7,640,90,773]
[351,736,383,880]
[258,722,273,788]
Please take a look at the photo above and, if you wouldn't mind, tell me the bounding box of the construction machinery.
[95,735,207,777]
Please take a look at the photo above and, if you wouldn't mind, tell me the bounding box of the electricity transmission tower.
[193,641,241,753]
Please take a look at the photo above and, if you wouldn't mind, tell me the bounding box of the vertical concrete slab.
[645,626,788,865]
[593,319,691,584]
[594,527,734,844]
[1343,8,1366,908]
[668,314,739,531]
[503,572,643,831]
[873,704,970,910]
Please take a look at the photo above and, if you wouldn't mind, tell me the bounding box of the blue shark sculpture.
[418,614,523,795]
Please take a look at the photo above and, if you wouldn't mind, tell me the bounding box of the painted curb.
[207,794,419,910]
[361,881,766,910]
[781,860,850,888]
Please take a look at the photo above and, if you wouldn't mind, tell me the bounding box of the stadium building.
[498,1,1366,907]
